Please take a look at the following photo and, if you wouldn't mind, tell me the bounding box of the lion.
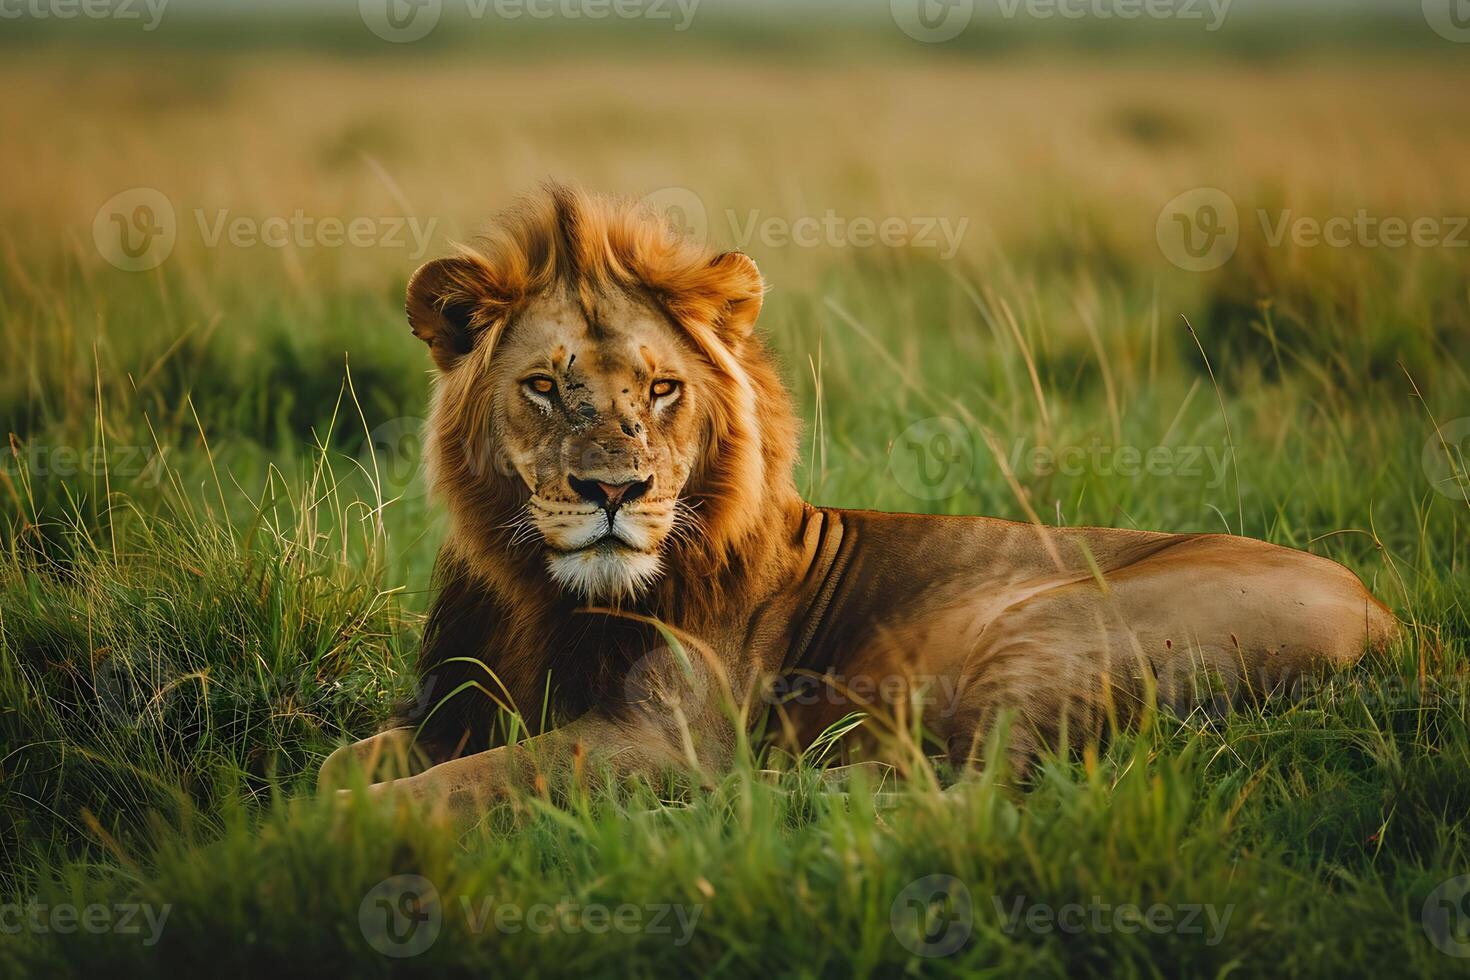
[320,184,1398,811]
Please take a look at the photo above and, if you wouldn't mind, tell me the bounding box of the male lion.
[322,184,1397,811]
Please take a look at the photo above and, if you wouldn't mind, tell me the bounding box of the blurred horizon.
[1,0,1457,59]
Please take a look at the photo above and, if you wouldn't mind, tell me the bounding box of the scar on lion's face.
[489,286,710,599]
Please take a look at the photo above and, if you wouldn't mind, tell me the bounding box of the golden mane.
[424,183,765,348]
[400,185,805,746]
[424,183,800,588]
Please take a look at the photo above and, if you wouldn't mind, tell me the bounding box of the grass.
[4,15,1470,977]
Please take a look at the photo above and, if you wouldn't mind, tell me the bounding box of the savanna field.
[2,5,1470,976]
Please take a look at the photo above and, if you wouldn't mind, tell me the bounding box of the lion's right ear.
[406,257,489,371]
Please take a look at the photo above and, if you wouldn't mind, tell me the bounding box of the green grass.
[4,31,1470,978]
[5,243,1469,974]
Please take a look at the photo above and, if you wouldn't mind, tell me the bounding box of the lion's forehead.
[502,287,687,371]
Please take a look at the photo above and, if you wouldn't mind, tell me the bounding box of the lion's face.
[407,187,784,605]
[488,287,708,599]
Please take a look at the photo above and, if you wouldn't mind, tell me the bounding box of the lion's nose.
[568,475,651,511]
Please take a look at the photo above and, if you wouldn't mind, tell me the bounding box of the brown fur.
[321,185,1398,811]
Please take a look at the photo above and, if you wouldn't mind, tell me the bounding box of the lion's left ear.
[708,251,764,343]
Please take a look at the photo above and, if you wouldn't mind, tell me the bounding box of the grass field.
[3,5,1470,975]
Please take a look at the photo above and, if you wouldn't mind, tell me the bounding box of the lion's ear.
[406,257,487,371]
[708,251,764,343]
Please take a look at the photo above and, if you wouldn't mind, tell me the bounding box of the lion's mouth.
[542,529,665,600]
[549,535,635,555]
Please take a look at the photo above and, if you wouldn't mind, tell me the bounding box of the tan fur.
[321,185,1398,812]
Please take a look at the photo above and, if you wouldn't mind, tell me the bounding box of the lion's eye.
[650,379,679,399]
[524,376,556,397]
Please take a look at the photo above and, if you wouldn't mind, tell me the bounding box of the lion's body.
[774,508,1394,762]
[321,186,1396,808]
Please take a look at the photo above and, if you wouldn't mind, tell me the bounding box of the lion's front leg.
[357,710,720,818]
[318,726,433,789]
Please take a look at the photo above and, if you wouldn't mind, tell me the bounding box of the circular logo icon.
[889,417,975,501]
[362,416,430,502]
[1156,187,1239,273]
[94,649,177,729]
[622,644,708,714]
[360,874,442,958]
[640,186,709,248]
[1424,0,1470,43]
[1424,875,1470,957]
[1423,417,1470,501]
[891,874,972,957]
[93,188,176,272]
[360,0,443,43]
[890,0,974,43]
